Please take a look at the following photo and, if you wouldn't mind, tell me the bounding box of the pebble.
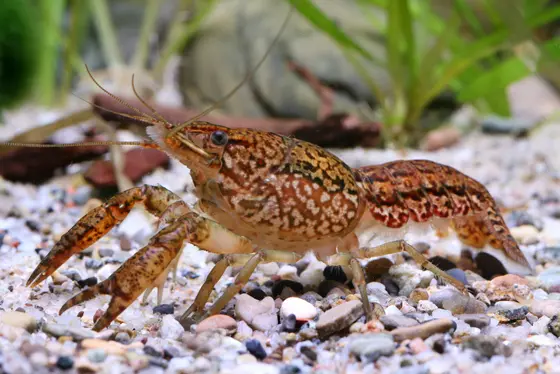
[530,315,551,335]
[389,264,434,296]
[87,349,107,363]
[391,319,456,342]
[446,268,468,285]
[529,299,560,318]
[430,289,486,314]
[300,345,317,361]
[114,332,131,344]
[510,225,540,245]
[462,335,511,359]
[277,265,299,280]
[323,265,347,283]
[153,304,174,315]
[77,276,98,288]
[457,314,491,329]
[280,364,302,374]
[98,248,114,257]
[417,300,438,313]
[272,280,303,298]
[235,294,278,331]
[349,333,395,362]
[380,315,419,330]
[489,301,529,322]
[537,266,560,291]
[246,339,267,360]
[316,300,364,338]
[85,258,103,270]
[56,356,74,370]
[259,262,280,277]
[280,297,317,323]
[159,315,184,340]
[364,258,394,281]
[299,261,326,288]
[196,314,237,335]
[248,288,268,301]
[547,315,560,337]
[0,311,37,333]
[280,314,298,332]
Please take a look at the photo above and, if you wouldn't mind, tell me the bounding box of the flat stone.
[0,311,37,333]
[462,335,511,359]
[196,314,237,335]
[380,314,419,331]
[456,314,491,329]
[349,333,395,362]
[316,300,364,338]
[391,319,455,342]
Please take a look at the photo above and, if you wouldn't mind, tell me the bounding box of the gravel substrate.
[1,104,560,373]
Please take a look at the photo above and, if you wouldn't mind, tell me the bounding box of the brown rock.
[365,258,394,282]
[196,315,237,335]
[84,148,170,188]
[420,127,461,151]
[391,318,455,342]
[316,300,364,338]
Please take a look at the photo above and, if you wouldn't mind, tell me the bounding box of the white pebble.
[258,263,280,277]
[159,315,184,340]
[299,261,326,288]
[280,297,317,321]
[431,309,453,319]
[417,300,438,313]
[276,265,299,280]
[384,305,402,316]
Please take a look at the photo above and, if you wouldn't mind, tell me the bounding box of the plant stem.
[89,0,123,68]
[60,0,89,105]
[132,0,161,69]
[36,0,66,107]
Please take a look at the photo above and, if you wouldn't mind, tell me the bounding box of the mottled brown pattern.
[355,160,527,266]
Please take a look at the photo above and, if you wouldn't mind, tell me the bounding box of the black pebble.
[143,345,163,357]
[428,256,456,271]
[153,304,174,315]
[245,339,267,360]
[25,220,41,232]
[300,345,317,361]
[272,280,303,298]
[163,346,180,359]
[56,356,74,370]
[248,288,267,301]
[77,277,98,288]
[475,252,508,280]
[323,265,347,283]
[280,365,302,374]
[432,337,446,354]
[380,275,399,296]
[280,314,298,332]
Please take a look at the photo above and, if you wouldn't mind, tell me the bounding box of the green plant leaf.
[287,0,373,60]
[458,56,531,103]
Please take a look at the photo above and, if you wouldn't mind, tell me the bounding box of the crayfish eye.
[210,130,228,146]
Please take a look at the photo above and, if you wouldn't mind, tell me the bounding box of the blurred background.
[0,0,559,188]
